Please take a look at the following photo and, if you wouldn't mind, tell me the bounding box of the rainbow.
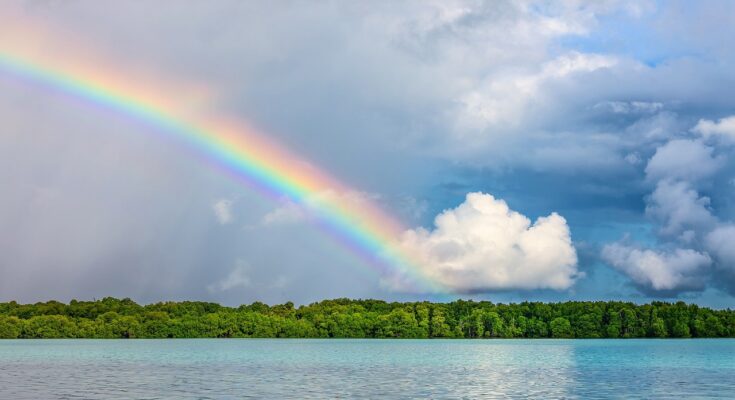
[0,17,444,293]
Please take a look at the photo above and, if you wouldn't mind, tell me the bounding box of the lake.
[1,339,734,399]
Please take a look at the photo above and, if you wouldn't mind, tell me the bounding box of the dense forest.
[0,298,734,339]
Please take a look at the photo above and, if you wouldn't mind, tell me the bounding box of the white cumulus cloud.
[396,192,579,292]
[601,243,711,292]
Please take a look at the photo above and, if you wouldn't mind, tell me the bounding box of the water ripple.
[1,339,734,399]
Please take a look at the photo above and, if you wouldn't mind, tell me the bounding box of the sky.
[1,1,735,307]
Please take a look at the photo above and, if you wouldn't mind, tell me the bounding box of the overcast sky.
[2,1,735,307]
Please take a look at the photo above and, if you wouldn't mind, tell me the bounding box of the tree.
[23,315,76,338]
[377,309,420,338]
[651,317,667,338]
[605,309,622,338]
[482,311,506,338]
[575,314,601,338]
[429,310,452,338]
[526,318,548,338]
[672,320,691,338]
[414,304,430,338]
[0,298,734,339]
[0,316,22,338]
[461,309,486,338]
[550,317,573,338]
[620,308,643,338]
[704,315,724,337]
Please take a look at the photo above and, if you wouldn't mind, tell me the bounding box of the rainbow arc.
[0,20,444,293]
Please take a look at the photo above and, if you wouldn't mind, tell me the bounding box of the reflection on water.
[1,339,734,399]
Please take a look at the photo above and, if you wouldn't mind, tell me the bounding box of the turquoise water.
[1,339,734,399]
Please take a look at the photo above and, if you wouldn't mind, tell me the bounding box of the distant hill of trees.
[0,298,733,339]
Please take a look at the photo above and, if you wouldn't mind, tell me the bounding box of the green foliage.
[550,317,573,338]
[574,313,602,338]
[0,298,733,339]
[0,316,22,338]
[672,321,691,338]
[651,317,667,338]
[23,315,77,338]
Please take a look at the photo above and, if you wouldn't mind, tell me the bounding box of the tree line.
[0,297,733,339]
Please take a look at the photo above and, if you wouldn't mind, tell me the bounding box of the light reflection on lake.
[1,339,733,399]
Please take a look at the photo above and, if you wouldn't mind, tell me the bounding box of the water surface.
[1,339,733,399]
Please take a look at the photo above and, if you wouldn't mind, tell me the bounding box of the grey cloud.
[645,180,717,239]
[705,225,735,273]
[601,242,711,293]
[593,101,664,115]
[12,0,731,175]
[623,112,685,142]
[600,128,735,295]
[207,260,250,293]
[212,199,234,225]
[693,116,735,142]
[645,139,724,184]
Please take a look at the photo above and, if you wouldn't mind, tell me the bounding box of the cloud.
[693,116,735,141]
[261,201,308,226]
[644,139,725,184]
[4,1,735,306]
[396,192,579,292]
[645,180,717,239]
[705,225,735,272]
[593,100,663,114]
[457,52,617,132]
[624,153,642,165]
[259,190,380,226]
[623,111,682,141]
[207,260,250,293]
[600,125,735,295]
[601,242,711,292]
[212,199,234,225]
